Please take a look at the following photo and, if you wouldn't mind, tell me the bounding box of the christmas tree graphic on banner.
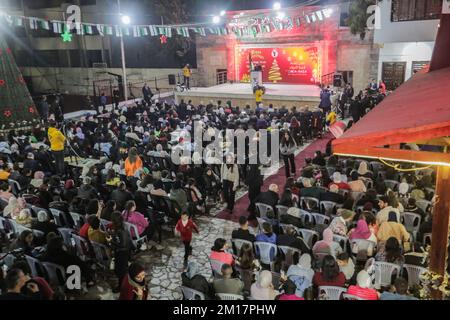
[0,35,39,132]
[268,59,282,83]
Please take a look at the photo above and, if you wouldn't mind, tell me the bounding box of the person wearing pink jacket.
[122,200,159,251]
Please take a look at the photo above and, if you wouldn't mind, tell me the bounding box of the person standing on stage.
[47,120,66,176]
[319,86,332,114]
[142,83,153,105]
[183,64,192,90]
[254,85,264,108]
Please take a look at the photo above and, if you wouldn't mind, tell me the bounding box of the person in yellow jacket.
[182,64,192,90]
[254,86,264,108]
[47,120,66,175]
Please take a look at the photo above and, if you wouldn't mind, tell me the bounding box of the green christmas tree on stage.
[0,35,39,133]
[268,59,282,83]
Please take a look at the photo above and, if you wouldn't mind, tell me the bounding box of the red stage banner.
[237,46,319,85]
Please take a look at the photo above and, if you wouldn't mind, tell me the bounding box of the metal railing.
[321,72,335,87]
[216,71,228,85]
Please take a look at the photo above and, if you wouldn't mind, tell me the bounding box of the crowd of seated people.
[0,91,439,300]
[0,96,329,299]
[180,151,438,300]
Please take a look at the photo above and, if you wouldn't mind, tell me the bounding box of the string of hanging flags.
[0,10,330,39]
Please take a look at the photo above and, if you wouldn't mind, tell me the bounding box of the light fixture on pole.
[220,10,226,16]
[273,2,281,11]
[277,11,286,20]
[323,8,333,18]
[118,0,129,101]
[212,16,221,24]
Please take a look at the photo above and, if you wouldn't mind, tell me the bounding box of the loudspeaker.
[333,74,343,87]
[168,74,176,85]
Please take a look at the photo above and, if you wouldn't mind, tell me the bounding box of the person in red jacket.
[175,212,199,264]
[119,262,149,300]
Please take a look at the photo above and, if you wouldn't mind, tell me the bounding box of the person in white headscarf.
[287,253,315,283]
[250,270,279,300]
[346,270,379,300]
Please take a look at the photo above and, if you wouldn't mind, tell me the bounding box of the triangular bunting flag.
[52,21,63,33]
[29,18,38,30]
[84,24,93,34]
[39,19,50,30]
[97,24,104,36]
[149,25,158,36]
[4,15,13,25]
[140,26,148,36]
[14,16,23,27]
[132,26,139,37]
[115,25,122,37]
[105,25,113,35]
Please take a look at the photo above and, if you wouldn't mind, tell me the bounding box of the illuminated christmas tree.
[268,59,282,83]
[0,35,39,133]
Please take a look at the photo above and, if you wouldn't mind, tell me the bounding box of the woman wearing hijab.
[346,270,379,300]
[75,127,85,140]
[287,253,315,283]
[357,161,373,179]
[312,228,343,258]
[30,171,45,189]
[119,263,149,300]
[377,211,410,244]
[375,237,405,267]
[3,197,26,219]
[250,270,279,300]
[348,219,377,242]
[181,261,214,299]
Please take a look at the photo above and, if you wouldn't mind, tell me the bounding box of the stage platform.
[175,83,321,109]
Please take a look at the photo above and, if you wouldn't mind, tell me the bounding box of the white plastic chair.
[179,286,205,300]
[70,212,85,230]
[254,241,277,270]
[8,219,31,237]
[275,205,290,221]
[318,286,346,300]
[373,261,400,289]
[320,201,339,216]
[25,255,45,278]
[342,293,365,300]
[255,203,275,220]
[231,238,253,256]
[312,213,330,225]
[278,245,301,267]
[295,227,319,248]
[71,233,91,261]
[124,222,147,248]
[333,234,348,251]
[210,258,225,278]
[423,233,432,246]
[91,241,111,270]
[42,262,66,287]
[57,228,75,249]
[350,239,377,258]
[300,197,320,212]
[402,212,421,239]
[0,216,13,239]
[416,199,431,213]
[49,208,67,227]
[216,293,244,300]
[403,264,426,287]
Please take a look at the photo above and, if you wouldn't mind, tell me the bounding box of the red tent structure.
[332,13,450,298]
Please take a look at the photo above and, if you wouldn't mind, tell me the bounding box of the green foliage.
[347,0,378,40]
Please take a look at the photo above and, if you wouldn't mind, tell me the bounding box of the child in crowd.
[175,212,199,266]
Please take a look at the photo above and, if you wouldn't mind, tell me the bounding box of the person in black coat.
[232,216,256,243]
[109,182,134,211]
[110,212,132,292]
[350,98,362,123]
[319,188,344,204]
[142,83,153,105]
[254,184,279,213]
[277,225,311,254]
[246,163,263,215]
[181,261,214,299]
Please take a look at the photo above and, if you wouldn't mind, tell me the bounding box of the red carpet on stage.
[216,134,332,223]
